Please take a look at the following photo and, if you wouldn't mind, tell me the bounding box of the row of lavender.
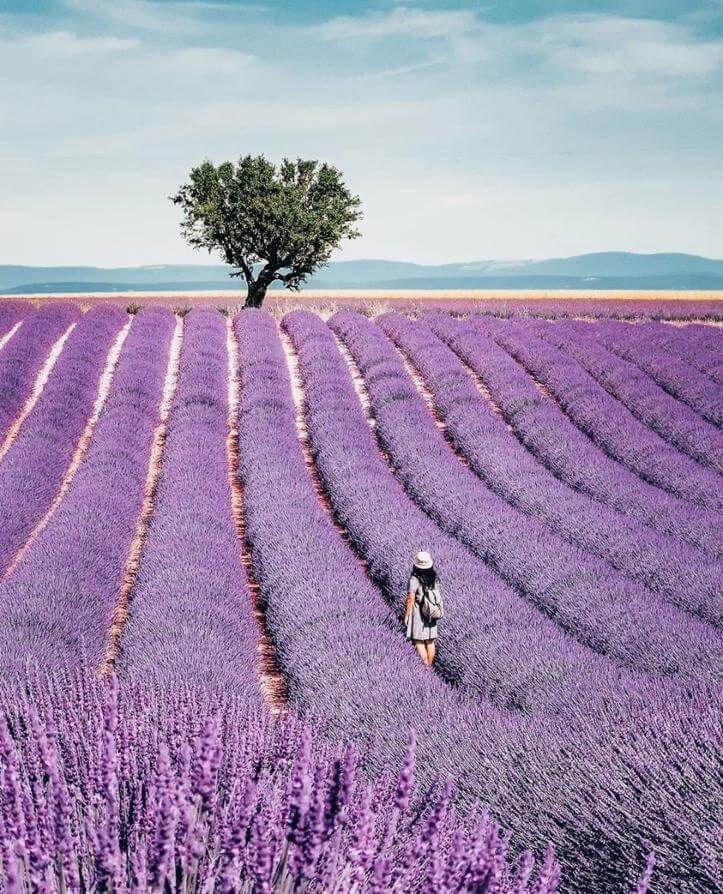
[22,294,723,321]
[268,295,723,322]
[0,307,569,891]
[0,308,263,699]
[320,311,721,679]
[0,306,720,891]
[426,316,722,555]
[379,314,723,625]
[241,310,721,891]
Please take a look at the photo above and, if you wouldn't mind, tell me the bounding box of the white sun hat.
[413,550,433,569]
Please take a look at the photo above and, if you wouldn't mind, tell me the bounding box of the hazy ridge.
[2,252,723,293]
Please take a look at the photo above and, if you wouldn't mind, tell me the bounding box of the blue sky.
[1,0,721,266]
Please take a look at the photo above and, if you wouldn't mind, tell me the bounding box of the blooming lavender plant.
[326,310,721,680]
[0,303,80,444]
[0,669,576,894]
[0,308,174,673]
[379,312,723,628]
[0,301,27,327]
[117,310,264,694]
[685,322,723,351]
[426,313,723,557]
[537,319,723,474]
[474,316,723,511]
[0,306,126,576]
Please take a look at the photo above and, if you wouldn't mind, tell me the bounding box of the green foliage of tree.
[171,155,363,308]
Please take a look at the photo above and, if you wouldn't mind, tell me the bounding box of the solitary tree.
[171,155,363,308]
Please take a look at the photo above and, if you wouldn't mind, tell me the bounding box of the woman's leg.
[426,640,436,666]
[413,640,429,665]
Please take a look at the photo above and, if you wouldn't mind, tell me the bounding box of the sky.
[0,0,721,266]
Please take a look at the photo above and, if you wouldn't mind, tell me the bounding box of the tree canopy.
[171,155,362,307]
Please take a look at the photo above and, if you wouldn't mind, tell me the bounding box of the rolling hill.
[2,252,723,293]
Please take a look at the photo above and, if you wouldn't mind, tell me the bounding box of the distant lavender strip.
[592,322,723,428]
[232,310,498,765]
[382,313,723,628]
[117,311,262,696]
[538,320,723,474]
[273,296,723,321]
[0,304,80,442]
[428,315,723,556]
[330,311,721,681]
[478,317,723,511]
[0,309,174,674]
[0,307,126,575]
[639,323,723,385]
[285,310,653,716]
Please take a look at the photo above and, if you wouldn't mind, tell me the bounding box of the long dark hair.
[413,564,437,589]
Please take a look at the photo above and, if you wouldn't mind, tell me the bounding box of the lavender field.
[0,298,721,894]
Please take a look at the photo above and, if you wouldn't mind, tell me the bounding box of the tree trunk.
[243,280,267,309]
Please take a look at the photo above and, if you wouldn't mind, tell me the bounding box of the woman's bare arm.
[404,592,415,624]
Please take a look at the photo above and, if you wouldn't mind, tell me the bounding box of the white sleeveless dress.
[405,574,440,642]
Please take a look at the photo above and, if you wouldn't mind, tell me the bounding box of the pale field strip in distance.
[0,322,77,462]
[4,320,133,580]
[11,289,723,301]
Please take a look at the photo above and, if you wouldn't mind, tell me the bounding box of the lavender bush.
[0,304,80,444]
[379,313,723,629]
[633,322,723,385]
[117,310,263,693]
[537,320,723,474]
[327,309,722,679]
[426,313,723,556]
[591,320,723,427]
[0,308,174,674]
[0,306,126,576]
[684,322,723,351]
[476,317,723,511]
[0,303,27,344]
[0,669,569,894]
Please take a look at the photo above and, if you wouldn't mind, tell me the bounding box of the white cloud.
[21,29,141,55]
[536,15,723,78]
[63,0,265,32]
[353,57,446,81]
[310,6,479,41]
[162,46,256,73]
[63,0,191,32]
[311,7,723,83]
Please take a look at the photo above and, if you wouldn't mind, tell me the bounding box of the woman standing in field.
[405,551,443,666]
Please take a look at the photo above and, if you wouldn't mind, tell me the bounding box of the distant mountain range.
[2,252,723,293]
